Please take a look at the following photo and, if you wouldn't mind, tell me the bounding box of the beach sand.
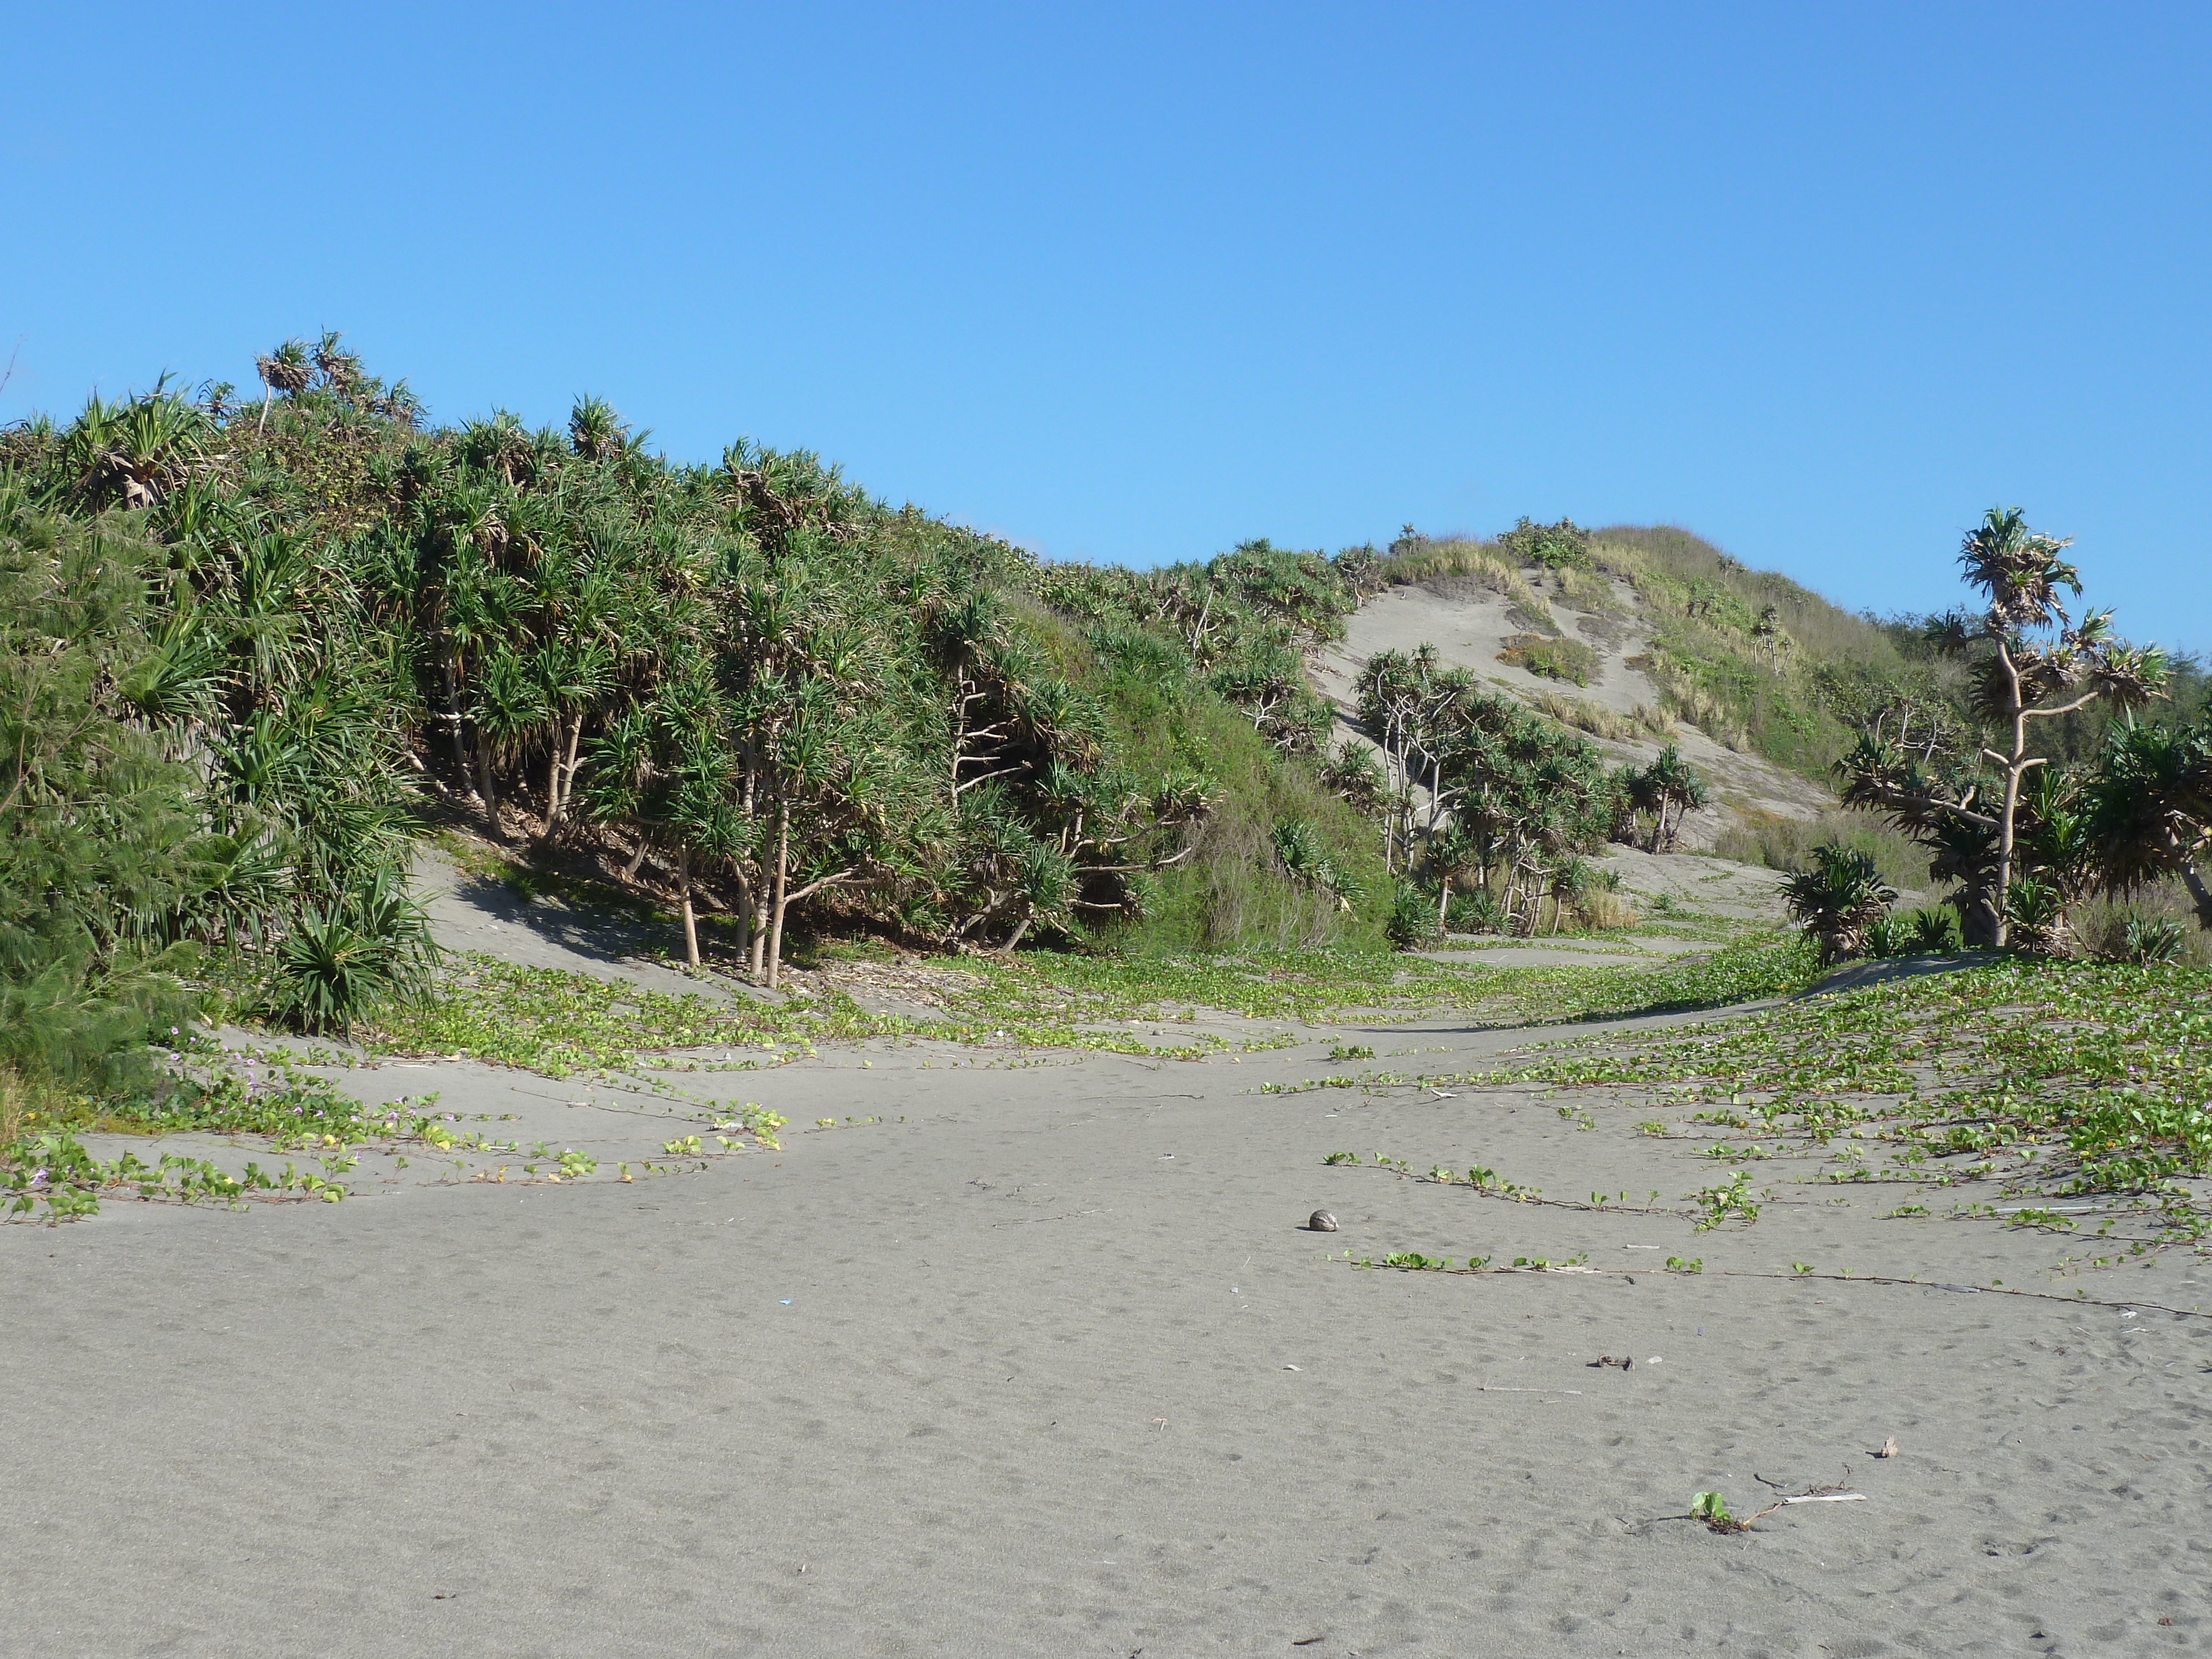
[4,1009,2208,1656]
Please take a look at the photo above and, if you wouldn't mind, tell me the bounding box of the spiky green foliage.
[4,341,1403,1045]
[1838,509,2182,947]
[1780,843,1897,964]
[1616,743,1710,853]
[1353,644,1618,935]
[0,494,210,1093]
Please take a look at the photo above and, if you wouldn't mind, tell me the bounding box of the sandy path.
[5,1011,2208,1657]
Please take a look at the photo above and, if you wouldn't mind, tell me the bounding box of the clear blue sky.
[5,4,2207,651]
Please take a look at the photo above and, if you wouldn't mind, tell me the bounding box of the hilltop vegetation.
[1375,518,2207,779]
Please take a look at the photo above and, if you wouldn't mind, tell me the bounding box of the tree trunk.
[678,847,700,968]
[545,712,585,838]
[765,802,790,990]
[728,868,755,966]
[476,739,501,836]
[623,836,650,881]
[542,741,564,839]
[440,650,473,795]
[2176,853,2212,933]
[1991,645,2027,948]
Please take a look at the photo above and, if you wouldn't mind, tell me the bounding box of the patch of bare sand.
[7,1003,2208,1657]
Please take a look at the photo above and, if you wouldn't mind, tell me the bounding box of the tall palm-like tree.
[1955,507,2166,942]
[1841,507,2167,945]
[1636,744,1709,852]
[255,341,311,432]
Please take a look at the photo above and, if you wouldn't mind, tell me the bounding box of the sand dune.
[1313,576,1838,852]
[7,1004,2205,1657]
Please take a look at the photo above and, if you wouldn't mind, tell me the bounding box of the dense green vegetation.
[0,341,1411,1119]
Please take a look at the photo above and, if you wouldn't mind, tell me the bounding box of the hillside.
[12,346,2211,1121]
[1313,564,1834,854]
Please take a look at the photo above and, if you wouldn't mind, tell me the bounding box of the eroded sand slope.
[1314,575,1837,852]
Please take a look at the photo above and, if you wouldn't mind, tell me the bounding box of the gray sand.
[6,1011,2209,1656]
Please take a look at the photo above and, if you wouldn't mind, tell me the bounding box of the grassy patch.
[332,932,1822,1077]
[1497,633,1600,687]
[1325,956,2212,1255]
[1713,808,1935,894]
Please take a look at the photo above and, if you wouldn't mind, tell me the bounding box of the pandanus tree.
[1271,817,1361,922]
[2084,714,2212,932]
[1841,507,2168,946]
[1425,823,1482,928]
[1780,844,1897,964]
[1623,744,1708,852]
[582,662,732,968]
[60,384,215,512]
[1358,645,1467,873]
[254,340,311,431]
[1957,509,2164,939]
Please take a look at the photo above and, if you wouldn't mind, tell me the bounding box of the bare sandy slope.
[413,848,733,1000]
[1314,577,1837,850]
[7,1005,2207,1658]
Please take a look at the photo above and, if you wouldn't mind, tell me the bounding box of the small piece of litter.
[1284,1364,1301,1371]
[779,1299,792,1306]
[1647,1357,1662,1364]
[1778,1493,1867,1505]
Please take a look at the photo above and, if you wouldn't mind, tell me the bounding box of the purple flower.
[29,1168,47,1186]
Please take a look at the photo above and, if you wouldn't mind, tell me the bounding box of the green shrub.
[2070,881,2212,969]
[262,869,441,1037]
[1497,633,1600,686]
[1909,906,1962,952]
[1498,516,1592,570]
[1447,889,1506,935]
[1780,843,1897,964]
[1386,881,1441,950]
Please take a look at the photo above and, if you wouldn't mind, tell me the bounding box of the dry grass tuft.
[1521,689,1674,742]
